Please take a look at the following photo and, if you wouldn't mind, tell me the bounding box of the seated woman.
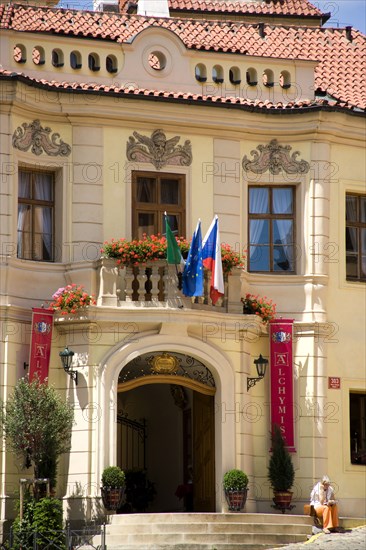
[310,475,340,533]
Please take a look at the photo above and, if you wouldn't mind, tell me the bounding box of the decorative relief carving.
[12,119,71,156]
[126,129,192,170]
[242,139,310,175]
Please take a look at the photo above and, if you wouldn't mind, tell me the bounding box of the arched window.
[106,54,118,74]
[229,67,241,85]
[52,49,64,68]
[88,53,100,72]
[212,65,224,84]
[14,44,26,64]
[263,69,274,87]
[70,51,82,70]
[246,68,258,86]
[280,70,291,89]
[195,63,207,83]
[32,46,45,66]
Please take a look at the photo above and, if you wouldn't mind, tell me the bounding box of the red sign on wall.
[29,308,55,384]
[269,319,296,452]
[328,377,341,389]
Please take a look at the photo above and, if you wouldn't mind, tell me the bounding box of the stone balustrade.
[97,258,243,313]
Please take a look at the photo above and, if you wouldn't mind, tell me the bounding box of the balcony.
[97,258,243,314]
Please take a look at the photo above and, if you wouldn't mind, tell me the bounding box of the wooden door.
[193,392,215,511]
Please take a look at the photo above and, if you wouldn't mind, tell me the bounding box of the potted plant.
[268,424,295,513]
[101,466,125,511]
[223,469,249,512]
[241,293,276,323]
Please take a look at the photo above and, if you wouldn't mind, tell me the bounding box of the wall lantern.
[59,346,78,385]
[247,354,268,391]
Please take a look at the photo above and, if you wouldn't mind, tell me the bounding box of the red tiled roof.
[0,5,365,109]
[0,67,359,114]
[120,0,325,19]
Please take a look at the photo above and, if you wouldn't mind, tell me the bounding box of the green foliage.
[268,424,295,492]
[101,466,125,488]
[123,469,156,512]
[223,469,249,491]
[11,495,65,550]
[1,377,74,488]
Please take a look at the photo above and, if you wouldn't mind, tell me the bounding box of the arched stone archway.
[98,333,236,512]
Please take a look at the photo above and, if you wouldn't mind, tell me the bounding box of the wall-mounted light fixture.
[247,354,268,391]
[59,346,78,385]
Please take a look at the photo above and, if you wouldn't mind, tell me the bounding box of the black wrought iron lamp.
[59,346,78,385]
[247,354,268,391]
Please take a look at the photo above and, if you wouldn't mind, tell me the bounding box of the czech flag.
[182,220,203,297]
[202,215,224,305]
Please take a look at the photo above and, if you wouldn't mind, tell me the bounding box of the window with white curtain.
[346,193,366,281]
[132,172,185,239]
[17,169,54,261]
[248,186,295,273]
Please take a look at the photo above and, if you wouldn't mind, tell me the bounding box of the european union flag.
[182,220,203,297]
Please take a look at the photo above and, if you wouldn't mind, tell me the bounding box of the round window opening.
[148,51,166,71]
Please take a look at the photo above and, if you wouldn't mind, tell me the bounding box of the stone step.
[107,513,312,526]
[105,522,312,535]
[104,532,309,546]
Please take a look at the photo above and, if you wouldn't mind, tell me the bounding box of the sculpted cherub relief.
[126,129,192,170]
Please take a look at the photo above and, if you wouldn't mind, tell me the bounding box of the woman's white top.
[310,481,335,507]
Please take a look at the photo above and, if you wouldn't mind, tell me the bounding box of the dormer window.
[229,67,241,85]
[70,51,82,70]
[88,53,100,72]
[52,49,64,68]
[148,51,166,71]
[263,69,274,87]
[212,65,224,84]
[195,64,207,83]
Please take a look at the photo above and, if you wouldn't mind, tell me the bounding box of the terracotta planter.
[101,486,124,511]
[273,490,293,513]
[224,488,248,512]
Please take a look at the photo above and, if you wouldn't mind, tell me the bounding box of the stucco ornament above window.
[242,139,310,175]
[126,129,192,170]
[12,120,71,157]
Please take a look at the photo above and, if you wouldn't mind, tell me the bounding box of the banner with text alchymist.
[269,319,295,452]
[29,308,55,384]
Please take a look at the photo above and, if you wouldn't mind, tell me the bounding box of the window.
[346,193,366,281]
[70,51,82,70]
[17,170,54,261]
[248,186,295,272]
[132,172,185,239]
[195,63,207,83]
[106,54,118,73]
[52,49,64,68]
[350,393,366,465]
[88,53,100,72]
[229,67,241,85]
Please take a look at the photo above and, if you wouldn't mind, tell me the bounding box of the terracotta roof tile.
[0,5,365,109]
[1,66,359,113]
[120,0,324,18]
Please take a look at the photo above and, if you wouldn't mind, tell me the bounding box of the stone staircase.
[95,512,314,549]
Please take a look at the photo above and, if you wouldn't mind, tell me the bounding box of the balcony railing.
[97,258,242,313]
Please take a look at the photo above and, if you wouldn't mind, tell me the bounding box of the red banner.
[269,319,295,451]
[29,308,55,384]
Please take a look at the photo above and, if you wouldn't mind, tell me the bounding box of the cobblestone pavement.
[273,525,366,549]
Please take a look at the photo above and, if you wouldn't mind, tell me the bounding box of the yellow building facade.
[0,0,365,529]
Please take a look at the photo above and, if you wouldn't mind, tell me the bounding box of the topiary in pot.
[268,424,295,513]
[223,469,249,512]
[101,466,125,511]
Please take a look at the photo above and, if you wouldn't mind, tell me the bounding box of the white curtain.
[17,172,31,258]
[34,172,53,260]
[272,189,293,271]
[249,188,268,269]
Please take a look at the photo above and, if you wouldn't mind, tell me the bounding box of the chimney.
[345,26,353,42]
[137,0,170,18]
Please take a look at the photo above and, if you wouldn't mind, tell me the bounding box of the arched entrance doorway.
[116,351,216,513]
